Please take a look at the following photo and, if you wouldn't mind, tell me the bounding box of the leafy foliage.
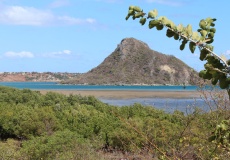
[209,120,230,146]
[0,86,229,159]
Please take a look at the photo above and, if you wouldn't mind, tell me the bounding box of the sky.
[0,0,229,73]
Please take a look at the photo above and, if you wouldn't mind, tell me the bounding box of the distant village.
[0,72,80,82]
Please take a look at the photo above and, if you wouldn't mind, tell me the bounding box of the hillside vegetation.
[63,38,200,85]
[0,86,229,159]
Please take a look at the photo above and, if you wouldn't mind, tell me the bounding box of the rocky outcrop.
[63,37,200,85]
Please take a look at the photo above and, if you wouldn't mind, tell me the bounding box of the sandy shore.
[37,90,202,99]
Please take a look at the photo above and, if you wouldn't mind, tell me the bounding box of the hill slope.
[63,38,199,85]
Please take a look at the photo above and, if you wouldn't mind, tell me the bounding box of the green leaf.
[205,54,215,62]
[200,67,213,79]
[149,20,159,29]
[147,9,158,19]
[156,24,164,30]
[166,29,174,38]
[139,18,146,25]
[199,70,206,78]
[134,12,145,18]
[204,63,214,70]
[219,77,229,89]
[177,24,184,32]
[126,10,135,20]
[180,43,186,51]
[199,19,206,29]
[220,123,228,131]
[189,42,196,53]
[129,6,135,10]
[125,15,130,20]
[200,30,208,37]
[181,39,188,44]
[174,34,179,40]
[133,6,142,12]
[128,9,134,16]
[211,78,218,85]
[186,24,193,36]
[208,32,214,38]
[203,70,212,80]
[210,28,216,33]
[181,28,189,37]
[161,17,169,25]
[191,32,200,41]
[149,20,159,26]
[205,17,214,24]
[211,23,215,27]
[157,16,165,21]
[165,20,175,28]
[206,38,214,44]
[199,49,209,61]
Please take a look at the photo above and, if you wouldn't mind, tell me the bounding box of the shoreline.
[37,90,202,99]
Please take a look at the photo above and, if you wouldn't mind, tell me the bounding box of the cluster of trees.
[0,86,229,159]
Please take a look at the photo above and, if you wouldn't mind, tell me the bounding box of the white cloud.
[52,50,72,55]
[4,51,34,58]
[146,0,188,7]
[62,50,71,54]
[43,50,72,58]
[0,5,96,26]
[0,6,54,26]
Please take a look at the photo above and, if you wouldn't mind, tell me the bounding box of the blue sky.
[0,0,229,73]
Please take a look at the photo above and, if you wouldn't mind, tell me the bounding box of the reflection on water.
[99,98,212,113]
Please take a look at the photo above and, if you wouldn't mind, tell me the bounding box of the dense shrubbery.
[0,86,229,159]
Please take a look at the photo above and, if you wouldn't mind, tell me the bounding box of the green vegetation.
[0,6,229,159]
[0,86,229,159]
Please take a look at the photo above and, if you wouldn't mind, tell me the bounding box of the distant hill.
[0,72,79,82]
[62,38,200,85]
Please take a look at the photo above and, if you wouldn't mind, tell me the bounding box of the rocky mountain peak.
[62,37,200,85]
[115,37,149,60]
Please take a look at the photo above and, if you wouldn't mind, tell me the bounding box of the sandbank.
[37,90,202,99]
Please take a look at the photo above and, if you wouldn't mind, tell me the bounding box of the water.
[0,82,198,91]
[100,98,210,113]
[0,82,213,113]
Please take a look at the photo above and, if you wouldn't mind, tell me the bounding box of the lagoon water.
[100,98,210,113]
[0,82,212,113]
[0,82,197,91]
